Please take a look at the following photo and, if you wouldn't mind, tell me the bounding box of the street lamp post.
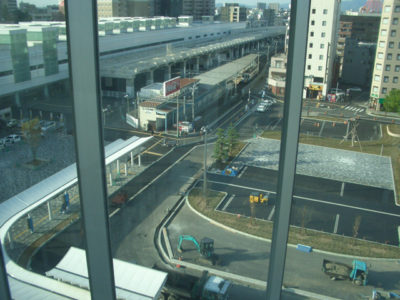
[203,127,207,197]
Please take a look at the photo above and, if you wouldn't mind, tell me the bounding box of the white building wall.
[304,0,341,97]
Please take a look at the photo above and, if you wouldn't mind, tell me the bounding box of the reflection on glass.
[284,0,400,299]
[0,1,91,298]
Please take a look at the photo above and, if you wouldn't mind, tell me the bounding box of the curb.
[185,190,400,262]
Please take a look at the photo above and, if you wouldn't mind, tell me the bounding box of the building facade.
[370,0,400,109]
[304,0,341,99]
[97,0,153,18]
[220,3,247,23]
[267,53,287,97]
[341,39,376,87]
[338,12,380,77]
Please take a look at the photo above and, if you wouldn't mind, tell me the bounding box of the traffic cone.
[176,256,182,268]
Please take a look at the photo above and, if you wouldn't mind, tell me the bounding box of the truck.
[322,259,368,286]
[155,266,231,300]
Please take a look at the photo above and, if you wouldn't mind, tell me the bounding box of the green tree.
[213,128,228,164]
[21,118,42,162]
[226,124,239,158]
[383,89,400,112]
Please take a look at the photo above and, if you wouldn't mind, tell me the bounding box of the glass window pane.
[0,2,92,298]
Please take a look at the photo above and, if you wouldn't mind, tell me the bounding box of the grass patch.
[189,188,400,258]
[262,125,400,205]
[210,141,246,170]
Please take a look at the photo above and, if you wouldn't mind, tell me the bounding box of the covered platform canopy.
[46,247,167,300]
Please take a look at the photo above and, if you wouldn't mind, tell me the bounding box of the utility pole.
[176,95,179,138]
[192,84,196,121]
[203,128,207,197]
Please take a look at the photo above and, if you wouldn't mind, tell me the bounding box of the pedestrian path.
[344,105,364,113]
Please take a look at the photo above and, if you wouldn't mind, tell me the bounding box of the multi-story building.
[370,0,400,109]
[268,2,280,14]
[267,53,287,97]
[304,0,341,99]
[220,3,247,23]
[0,0,17,22]
[257,2,266,10]
[97,0,153,18]
[341,40,376,87]
[337,12,380,76]
[360,0,383,13]
[154,0,214,20]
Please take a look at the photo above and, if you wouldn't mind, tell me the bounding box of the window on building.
[388,53,393,60]
[321,32,325,37]
[308,54,312,59]
[320,44,324,49]
[373,86,378,93]
[376,63,382,70]
[385,64,391,71]
[391,30,396,37]
[379,41,385,47]
[395,5,400,12]
[393,18,399,25]
[319,55,323,60]
[310,31,314,37]
[309,43,313,48]
[378,52,384,59]
[383,76,389,82]
[389,42,394,48]
[307,65,311,70]
[312,8,316,14]
[381,29,387,36]
[395,65,400,72]
[383,18,389,24]
[322,21,326,26]
[393,77,398,83]
[384,5,391,12]
[382,87,387,94]
[323,9,328,14]
[398,54,400,60]
[318,66,322,71]
[375,75,381,81]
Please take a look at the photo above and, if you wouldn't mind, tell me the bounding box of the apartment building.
[304,0,341,99]
[220,3,247,23]
[370,0,400,110]
[97,0,153,17]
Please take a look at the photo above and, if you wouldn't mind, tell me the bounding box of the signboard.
[163,77,180,97]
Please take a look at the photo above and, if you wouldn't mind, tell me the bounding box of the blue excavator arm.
[177,235,201,253]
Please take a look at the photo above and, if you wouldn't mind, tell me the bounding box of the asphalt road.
[167,202,400,300]
[207,166,400,245]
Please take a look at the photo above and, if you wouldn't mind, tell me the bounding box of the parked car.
[7,134,21,143]
[6,119,18,128]
[257,104,268,112]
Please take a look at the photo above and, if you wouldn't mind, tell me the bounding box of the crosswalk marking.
[344,106,364,113]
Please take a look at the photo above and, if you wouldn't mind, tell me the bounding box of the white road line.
[340,182,345,197]
[318,120,326,137]
[238,166,248,178]
[271,118,281,130]
[222,194,235,211]
[359,108,364,113]
[205,179,400,218]
[268,206,275,221]
[345,106,351,110]
[334,214,340,233]
[110,146,198,218]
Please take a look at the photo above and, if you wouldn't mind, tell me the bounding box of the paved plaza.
[234,138,394,190]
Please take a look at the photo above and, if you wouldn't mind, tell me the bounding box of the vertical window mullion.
[65,1,116,300]
[266,0,311,299]
[0,241,11,300]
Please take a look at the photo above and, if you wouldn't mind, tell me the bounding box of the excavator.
[177,235,220,266]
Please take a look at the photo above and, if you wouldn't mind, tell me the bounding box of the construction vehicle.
[249,192,268,204]
[177,235,220,265]
[154,265,231,300]
[322,259,368,286]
